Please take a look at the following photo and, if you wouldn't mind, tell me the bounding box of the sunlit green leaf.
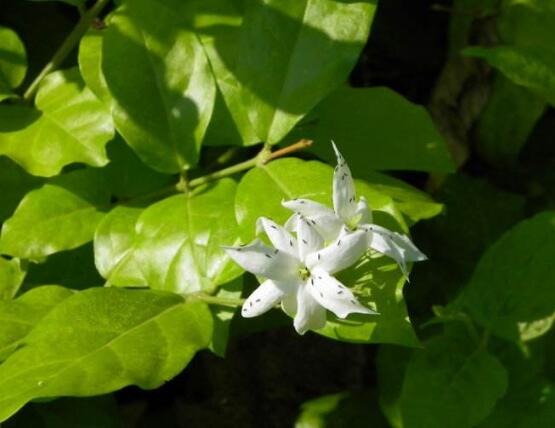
[293,86,454,173]
[0,69,114,177]
[0,257,26,301]
[0,287,213,423]
[103,0,216,173]
[0,169,111,260]
[456,212,555,343]
[400,331,508,428]
[101,179,243,293]
[0,285,73,361]
[0,26,27,101]
[203,0,375,144]
[78,28,112,105]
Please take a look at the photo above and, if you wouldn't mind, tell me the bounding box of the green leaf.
[291,86,454,173]
[205,0,375,144]
[24,244,104,291]
[209,277,242,357]
[103,136,175,200]
[235,158,406,241]
[476,74,546,166]
[0,257,26,300]
[465,46,555,107]
[0,158,43,223]
[0,285,73,361]
[0,26,27,101]
[0,287,213,422]
[0,169,111,260]
[295,390,389,428]
[100,179,243,293]
[456,212,555,343]
[103,0,216,173]
[318,254,419,347]
[0,68,114,177]
[5,395,122,428]
[236,158,418,345]
[78,28,112,105]
[400,331,508,428]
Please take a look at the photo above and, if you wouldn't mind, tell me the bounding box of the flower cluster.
[224,143,426,335]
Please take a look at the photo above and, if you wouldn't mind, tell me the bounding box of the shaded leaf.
[0,158,43,223]
[400,331,507,428]
[0,69,114,177]
[295,86,454,173]
[4,395,122,428]
[0,26,27,101]
[103,0,216,173]
[0,287,213,422]
[456,212,555,342]
[0,169,111,260]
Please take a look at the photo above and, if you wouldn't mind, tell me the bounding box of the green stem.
[188,139,313,188]
[190,293,245,308]
[22,0,111,101]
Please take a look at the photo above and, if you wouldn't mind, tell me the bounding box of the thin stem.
[188,139,313,188]
[189,293,245,308]
[23,0,111,101]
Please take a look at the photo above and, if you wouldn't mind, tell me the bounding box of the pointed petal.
[256,217,298,258]
[241,279,295,318]
[332,142,357,221]
[223,240,299,282]
[297,217,324,262]
[284,212,300,233]
[282,198,334,217]
[306,229,367,274]
[293,283,327,335]
[354,196,372,225]
[363,224,427,274]
[308,269,376,319]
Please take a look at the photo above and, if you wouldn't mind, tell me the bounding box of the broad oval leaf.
[0,26,27,101]
[456,212,555,343]
[400,331,508,428]
[0,169,111,260]
[0,285,73,361]
[103,0,216,173]
[206,0,375,144]
[100,178,243,293]
[0,287,213,423]
[290,86,454,173]
[0,68,114,177]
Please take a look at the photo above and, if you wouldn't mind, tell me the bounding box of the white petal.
[256,217,298,258]
[332,142,357,221]
[281,291,297,317]
[282,199,343,240]
[223,240,299,282]
[297,217,324,262]
[306,229,367,274]
[308,269,376,319]
[241,279,295,318]
[282,198,334,217]
[363,224,427,274]
[293,283,327,335]
[353,196,372,225]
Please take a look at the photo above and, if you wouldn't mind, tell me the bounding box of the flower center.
[298,266,311,281]
[347,213,363,230]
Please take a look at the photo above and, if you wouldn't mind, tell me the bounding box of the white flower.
[223,216,375,335]
[283,142,426,275]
